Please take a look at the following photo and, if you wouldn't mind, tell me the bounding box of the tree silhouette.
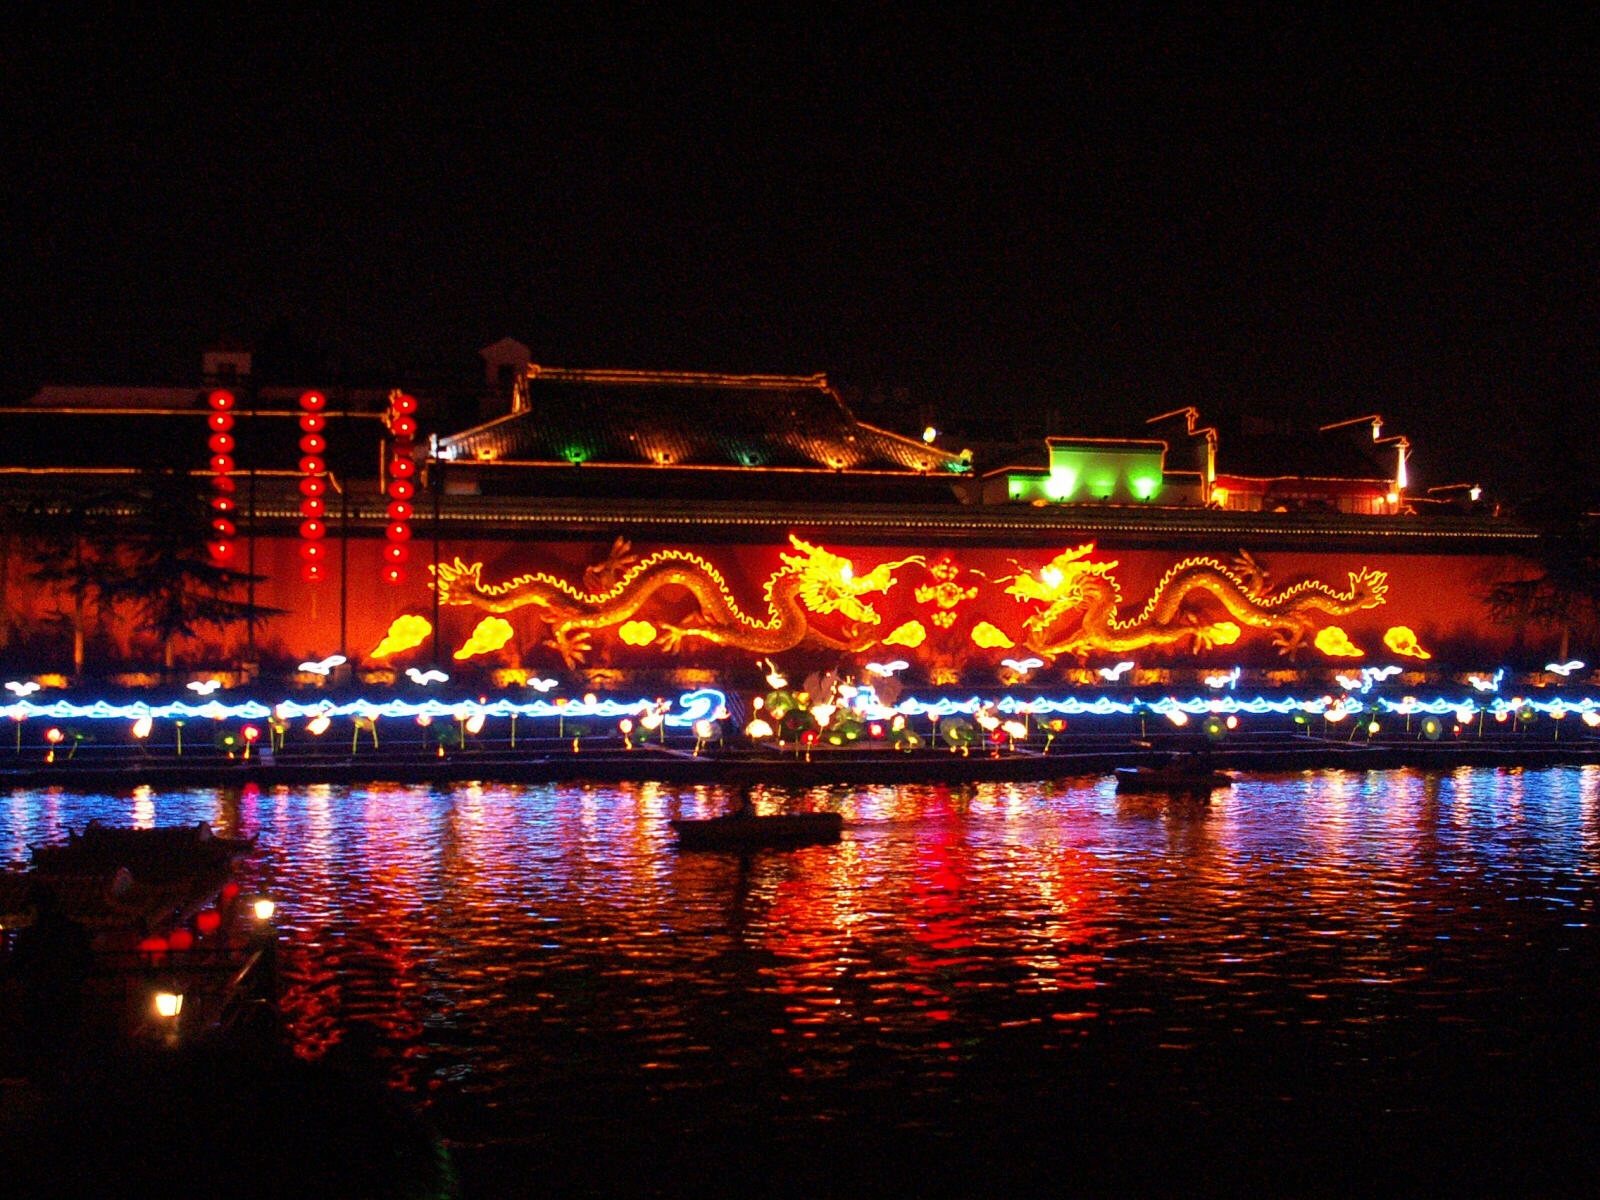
[18,483,129,677]
[1485,488,1600,663]
[109,470,282,674]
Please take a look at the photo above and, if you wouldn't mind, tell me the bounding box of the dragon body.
[433,536,917,666]
[1005,545,1388,659]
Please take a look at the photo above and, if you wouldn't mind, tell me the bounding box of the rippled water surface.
[9,768,1600,1194]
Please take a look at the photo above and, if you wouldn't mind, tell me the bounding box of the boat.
[1114,762,1233,794]
[30,820,257,880]
[3,822,275,1055]
[670,811,844,850]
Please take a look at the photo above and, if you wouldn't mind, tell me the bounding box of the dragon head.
[777,535,918,626]
[1004,544,1121,609]
[431,558,485,607]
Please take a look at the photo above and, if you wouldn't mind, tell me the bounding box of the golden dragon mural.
[432,536,920,667]
[1003,545,1389,659]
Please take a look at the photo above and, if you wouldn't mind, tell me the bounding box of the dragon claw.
[545,628,592,667]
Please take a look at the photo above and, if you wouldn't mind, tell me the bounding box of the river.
[7,767,1600,1195]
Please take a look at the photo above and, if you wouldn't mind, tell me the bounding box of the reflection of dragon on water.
[433,535,919,666]
[1004,545,1388,659]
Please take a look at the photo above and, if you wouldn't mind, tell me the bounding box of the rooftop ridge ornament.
[525,365,831,391]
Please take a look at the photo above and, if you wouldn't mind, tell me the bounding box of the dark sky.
[3,7,1595,489]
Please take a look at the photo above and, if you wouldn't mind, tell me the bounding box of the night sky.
[4,8,1595,491]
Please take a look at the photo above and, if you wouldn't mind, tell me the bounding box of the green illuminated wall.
[1003,439,1168,504]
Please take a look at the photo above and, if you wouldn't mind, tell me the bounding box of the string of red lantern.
[298,390,329,583]
[207,389,237,564]
[383,391,418,585]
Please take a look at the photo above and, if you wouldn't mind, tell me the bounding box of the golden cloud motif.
[883,620,927,648]
[453,616,515,660]
[619,620,657,646]
[969,622,1015,649]
[371,615,433,659]
[1314,625,1364,658]
[1383,626,1432,659]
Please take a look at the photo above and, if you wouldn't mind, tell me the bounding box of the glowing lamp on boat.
[252,898,276,922]
[154,992,184,1019]
[132,716,153,739]
[306,714,331,736]
[745,718,774,740]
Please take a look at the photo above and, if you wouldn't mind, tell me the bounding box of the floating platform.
[670,812,844,850]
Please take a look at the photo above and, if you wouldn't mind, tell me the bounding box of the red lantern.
[387,501,413,522]
[168,928,194,952]
[298,541,325,561]
[390,415,417,439]
[196,909,223,937]
[137,934,169,960]
[298,476,326,497]
[210,494,235,512]
[385,522,411,542]
[299,519,326,540]
[383,543,409,564]
[208,389,235,411]
[299,496,325,518]
[209,541,235,562]
[382,565,405,585]
[387,479,414,501]
[209,432,236,454]
[299,412,326,433]
[211,474,236,493]
[299,433,327,455]
[298,390,327,412]
[208,411,234,432]
[391,393,418,415]
[390,456,415,478]
[301,562,325,583]
[211,517,236,538]
[220,882,240,904]
[299,455,326,476]
[209,454,235,475]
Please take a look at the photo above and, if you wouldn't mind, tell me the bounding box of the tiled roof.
[437,368,963,474]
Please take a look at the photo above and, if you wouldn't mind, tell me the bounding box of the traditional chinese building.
[0,353,1543,688]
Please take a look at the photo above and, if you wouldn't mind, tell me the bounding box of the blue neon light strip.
[0,686,1594,727]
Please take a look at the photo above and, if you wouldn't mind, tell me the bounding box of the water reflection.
[4,767,1599,1169]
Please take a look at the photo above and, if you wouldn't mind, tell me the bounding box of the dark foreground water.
[8,768,1600,1196]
